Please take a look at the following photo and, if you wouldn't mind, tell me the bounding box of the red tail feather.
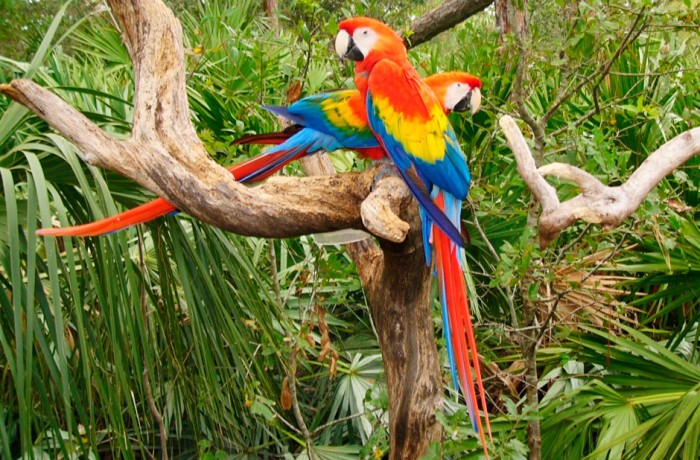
[229,148,308,182]
[231,129,299,146]
[434,194,491,457]
[35,198,176,237]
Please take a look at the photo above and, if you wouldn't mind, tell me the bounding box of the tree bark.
[405,0,494,49]
[365,200,444,459]
[495,0,528,37]
[262,0,279,29]
[0,0,447,458]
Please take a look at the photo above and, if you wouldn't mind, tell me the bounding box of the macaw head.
[424,72,483,116]
[335,17,406,69]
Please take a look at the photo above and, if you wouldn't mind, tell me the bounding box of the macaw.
[335,16,491,455]
[36,72,481,237]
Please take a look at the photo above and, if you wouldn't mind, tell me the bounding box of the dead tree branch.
[500,115,700,248]
[0,24,407,243]
[405,0,494,49]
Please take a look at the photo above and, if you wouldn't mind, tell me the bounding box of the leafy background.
[0,0,699,459]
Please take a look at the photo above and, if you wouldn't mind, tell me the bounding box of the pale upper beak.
[469,87,481,116]
[334,29,364,62]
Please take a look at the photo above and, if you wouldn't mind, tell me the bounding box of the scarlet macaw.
[36,72,481,237]
[335,16,491,454]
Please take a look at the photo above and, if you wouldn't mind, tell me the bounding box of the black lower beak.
[453,93,471,113]
[344,37,365,61]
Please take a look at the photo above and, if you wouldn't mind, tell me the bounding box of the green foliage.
[434,1,700,459]
[0,1,369,458]
[541,325,700,459]
[0,0,99,61]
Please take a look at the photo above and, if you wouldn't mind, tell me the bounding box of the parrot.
[335,16,491,454]
[36,72,481,237]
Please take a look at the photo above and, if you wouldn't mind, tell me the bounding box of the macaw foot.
[371,160,399,190]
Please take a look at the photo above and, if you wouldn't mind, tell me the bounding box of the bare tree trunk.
[495,0,527,36]
[521,288,542,460]
[366,211,444,459]
[497,2,540,458]
[301,151,443,458]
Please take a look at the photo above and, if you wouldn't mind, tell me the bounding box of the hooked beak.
[453,87,482,115]
[468,87,481,115]
[335,30,365,62]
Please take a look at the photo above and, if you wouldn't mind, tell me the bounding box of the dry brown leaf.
[666,198,692,213]
[330,350,339,379]
[286,80,302,105]
[280,376,293,410]
[317,307,332,361]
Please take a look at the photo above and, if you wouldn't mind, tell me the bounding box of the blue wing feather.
[411,129,472,199]
[264,91,378,150]
[289,91,378,149]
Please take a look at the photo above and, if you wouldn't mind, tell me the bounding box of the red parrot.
[335,16,490,455]
[36,72,481,237]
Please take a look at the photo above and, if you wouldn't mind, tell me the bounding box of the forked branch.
[0,0,413,247]
[499,115,700,248]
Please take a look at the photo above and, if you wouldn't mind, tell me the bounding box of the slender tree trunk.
[263,0,279,29]
[521,290,542,460]
[497,2,542,459]
[495,0,528,37]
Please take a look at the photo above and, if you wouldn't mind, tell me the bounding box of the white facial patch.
[335,29,350,59]
[352,27,379,57]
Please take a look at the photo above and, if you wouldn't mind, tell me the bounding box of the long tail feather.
[231,146,309,183]
[234,145,309,183]
[231,127,302,146]
[433,191,491,458]
[37,146,310,237]
[36,198,176,237]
